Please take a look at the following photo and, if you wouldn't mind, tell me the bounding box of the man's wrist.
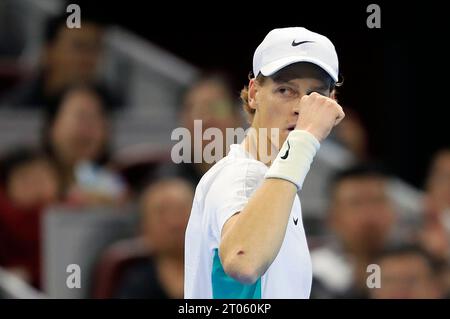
[264,130,320,190]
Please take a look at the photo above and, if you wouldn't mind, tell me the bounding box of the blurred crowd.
[0,3,449,299]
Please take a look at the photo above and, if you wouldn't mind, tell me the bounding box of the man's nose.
[293,103,300,115]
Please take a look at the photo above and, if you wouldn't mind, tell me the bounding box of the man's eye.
[277,87,294,96]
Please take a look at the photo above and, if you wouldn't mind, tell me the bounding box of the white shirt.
[184,143,312,299]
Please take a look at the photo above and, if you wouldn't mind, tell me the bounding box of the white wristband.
[265,130,320,190]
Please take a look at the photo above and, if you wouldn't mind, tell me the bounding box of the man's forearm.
[219,178,297,283]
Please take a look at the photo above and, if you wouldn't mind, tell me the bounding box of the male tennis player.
[184,27,344,298]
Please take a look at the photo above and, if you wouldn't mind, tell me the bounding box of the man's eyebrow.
[309,85,329,92]
[272,76,329,88]
[272,76,293,84]
[271,76,331,92]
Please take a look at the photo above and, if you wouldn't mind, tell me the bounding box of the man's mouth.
[287,125,296,132]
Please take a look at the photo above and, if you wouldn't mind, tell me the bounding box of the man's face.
[330,177,395,254]
[142,181,193,257]
[7,160,59,209]
[45,23,103,86]
[371,254,443,299]
[183,81,238,131]
[50,89,108,165]
[181,80,240,162]
[249,63,332,149]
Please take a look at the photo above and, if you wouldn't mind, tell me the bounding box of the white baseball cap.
[253,27,339,82]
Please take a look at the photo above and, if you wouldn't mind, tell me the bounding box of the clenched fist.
[295,92,345,142]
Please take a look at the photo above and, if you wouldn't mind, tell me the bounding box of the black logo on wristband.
[293,217,298,225]
[281,140,290,160]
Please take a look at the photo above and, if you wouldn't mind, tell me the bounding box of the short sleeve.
[205,159,267,243]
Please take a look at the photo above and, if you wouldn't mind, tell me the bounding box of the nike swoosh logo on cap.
[292,40,314,47]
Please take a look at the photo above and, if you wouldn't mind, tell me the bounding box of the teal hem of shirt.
[211,248,261,299]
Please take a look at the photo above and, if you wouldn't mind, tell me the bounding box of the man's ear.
[330,88,337,101]
[248,79,258,112]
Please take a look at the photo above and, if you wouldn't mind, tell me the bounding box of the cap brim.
[260,56,338,82]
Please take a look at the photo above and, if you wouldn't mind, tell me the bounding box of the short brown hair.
[240,73,267,123]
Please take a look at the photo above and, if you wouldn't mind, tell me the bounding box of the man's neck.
[242,127,279,167]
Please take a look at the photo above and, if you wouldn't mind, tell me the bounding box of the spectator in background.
[424,148,450,216]
[333,108,370,162]
[159,72,243,186]
[0,13,121,109]
[114,178,193,298]
[0,147,60,289]
[369,244,447,299]
[311,164,397,298]
[419,148,450,292]
[42,83,127,207]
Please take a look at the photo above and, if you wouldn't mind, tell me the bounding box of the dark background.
[77,0,447,188]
